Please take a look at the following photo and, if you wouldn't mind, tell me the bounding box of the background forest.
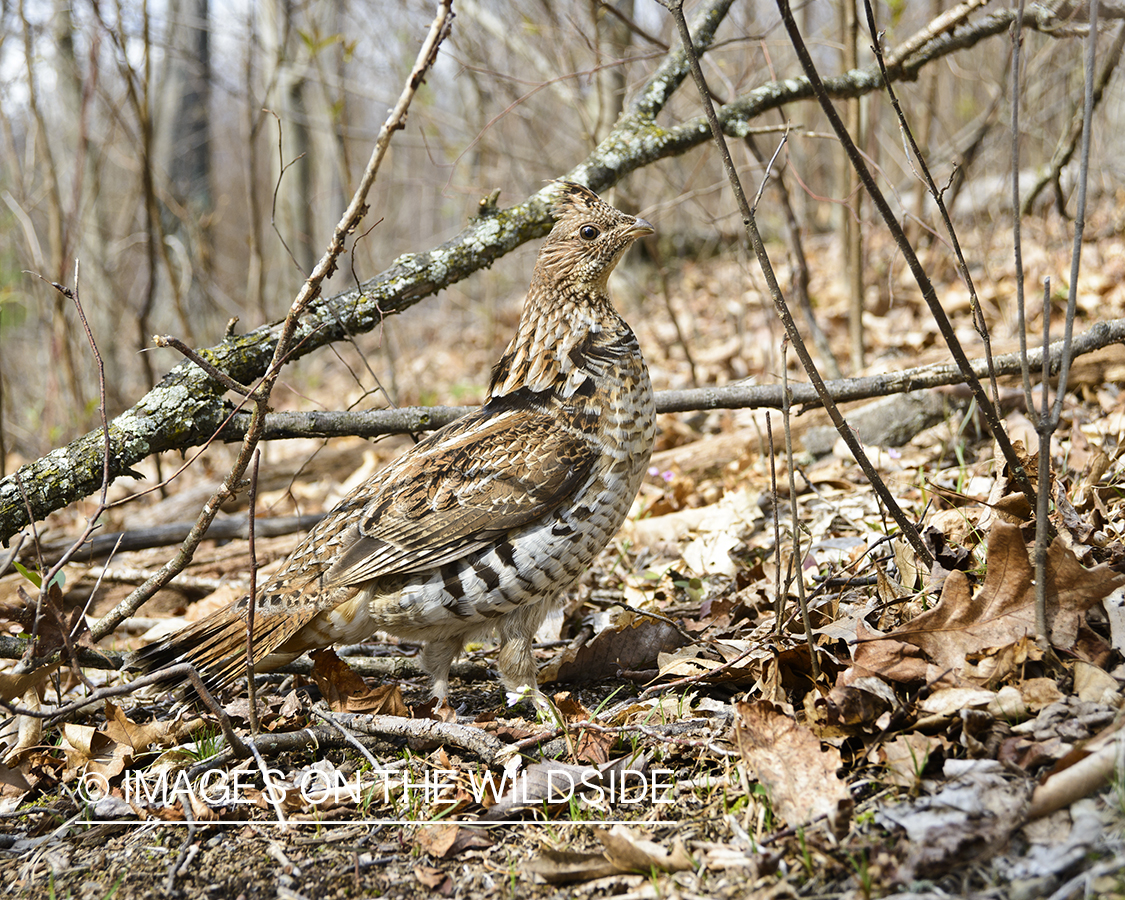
[1,1,1125,898]
[1,0,1118,465]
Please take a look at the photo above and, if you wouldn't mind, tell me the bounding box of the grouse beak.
[627,217,655,239]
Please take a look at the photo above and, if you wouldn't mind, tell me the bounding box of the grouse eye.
[579,224,600,241]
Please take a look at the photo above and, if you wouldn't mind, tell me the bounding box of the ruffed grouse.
[133,182,655,702]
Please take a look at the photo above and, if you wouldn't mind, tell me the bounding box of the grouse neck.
[489,273,625,400]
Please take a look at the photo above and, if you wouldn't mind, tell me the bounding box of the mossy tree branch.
[0,2,1101,545]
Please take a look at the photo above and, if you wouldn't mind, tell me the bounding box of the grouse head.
[535,181,653,293]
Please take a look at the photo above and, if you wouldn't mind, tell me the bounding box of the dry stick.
[658,0,933,567]
[311,707,386,773]
[862,0,1002,410]
[777,0,1038,517]
[332,714,508,768]
[87,1,453,645]
[782,342,820,680]
[1012,0,1035,421]
[2,662,249,754]
[843,0,864,373]
[209,318,1125,441]
[1022,20,1125,216]
[767,413,784,636]
[246,448,262,736]
[1035,278,1054,642]
[1035,0,1100,645]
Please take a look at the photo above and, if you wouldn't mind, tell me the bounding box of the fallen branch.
[0,3,1096,545]
[211,319,1125,440]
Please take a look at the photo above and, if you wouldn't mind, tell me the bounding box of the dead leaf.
[877,760,1031,880]
[551,693,615,764]
[865,521,1125,683]
[525,847,620,884]
[2,686,45,765]
[734,701,852,828]
[0,661,60,703]
[849,620,933,684]
[103,701,179,754]
[680,488,762,576]
[347,683,409,716]
[593,824,694,873]
[539,609,689,685]
[875,733,944,787]
[416,824,492,859]
[817,675,895,728]
[416,824,460,858]
[60,723,131,780]
[1073,661,1120,705]
[413,865,452,894]
[526,826,691,885]
[309,648,373,711]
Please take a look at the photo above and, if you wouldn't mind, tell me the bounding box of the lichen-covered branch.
[0,3,1095,545]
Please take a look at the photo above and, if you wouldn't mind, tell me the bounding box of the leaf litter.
[2,222,1125,898]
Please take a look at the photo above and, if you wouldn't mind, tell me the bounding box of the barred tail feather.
[128,605,320,698]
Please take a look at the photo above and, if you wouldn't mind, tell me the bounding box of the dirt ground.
[4,211,1125,899]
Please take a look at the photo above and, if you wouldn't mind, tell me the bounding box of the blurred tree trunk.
[159,0,216,338]
[261,0,315,307]
[164,0,213,215]
[841,0,864,373]
[592,0,633,143]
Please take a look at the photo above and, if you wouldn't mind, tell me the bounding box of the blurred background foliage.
[0,0,1118,469]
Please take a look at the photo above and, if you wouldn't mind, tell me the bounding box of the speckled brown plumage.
[132,182,656,701]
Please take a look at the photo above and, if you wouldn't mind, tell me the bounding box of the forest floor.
[2,206,1125,899]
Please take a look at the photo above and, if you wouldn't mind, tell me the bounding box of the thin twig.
[1035,278,1053,644]
[658,0,933,566]
[776,0,1038,517]
[152,334,253,396]
[246,448,262,736]
[1012,0,1035,422]
[767,412,784,635]
[2,662,249,757]
[782,341,820,680]
[87,2,454,644]
[1034,0,1101,644]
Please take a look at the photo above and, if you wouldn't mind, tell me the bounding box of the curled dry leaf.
[412,864,452,894]
[60,723,131,780]
[538,608,689,686]
[415,823,493,859]
[527,826,692,885]
[103,701,183,755]
[593,824,694,874]
[2,686,46,767]
[873,732,946,788]
[309,647,372,711]
[734,700,851,829]
[525,847,621,885]
[858,521,1125,685]
[0,661,60,704]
